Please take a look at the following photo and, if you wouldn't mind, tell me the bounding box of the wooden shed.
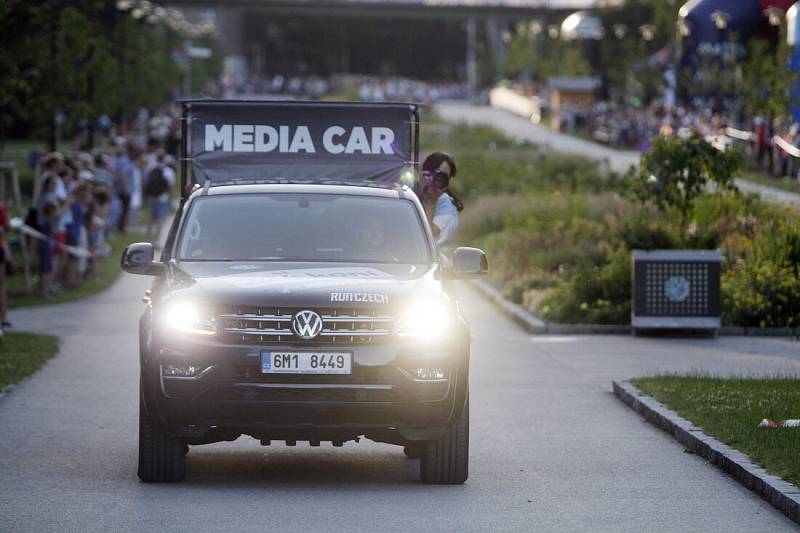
[547,77,601,132]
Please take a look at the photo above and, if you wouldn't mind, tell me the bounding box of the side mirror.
[448,247,488,279]
[121,242,165,276]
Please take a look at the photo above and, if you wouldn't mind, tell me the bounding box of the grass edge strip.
[612,380,800,525]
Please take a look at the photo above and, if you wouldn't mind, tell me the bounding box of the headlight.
[395,299,453,339]
[162,302,216,336]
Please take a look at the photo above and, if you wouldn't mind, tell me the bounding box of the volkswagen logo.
[291,310,323,339]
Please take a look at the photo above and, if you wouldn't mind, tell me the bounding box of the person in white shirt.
[415,152,463,247]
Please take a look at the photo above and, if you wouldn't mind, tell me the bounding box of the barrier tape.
[772,135,800,158]
[9,217,93,259]
[711,128,800,158]
[724,127,756,142]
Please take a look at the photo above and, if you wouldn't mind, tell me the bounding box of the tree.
[0,0,191,152]
[741,36,795,119]
[629,133,742,235]
[596,0,679,102]
[503,22,591,82]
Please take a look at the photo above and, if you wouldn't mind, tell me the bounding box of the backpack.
[144,166,169,197]
[24,206,40,232]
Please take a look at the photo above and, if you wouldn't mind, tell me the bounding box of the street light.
[639,24,655,42]
[529,20,542,36]
[547,25,559,39]
[116,0,134,10]
[612,23,627,40]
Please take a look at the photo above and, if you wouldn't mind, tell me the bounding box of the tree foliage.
[0,0,195,150]
[741,36,795,118]
[629,133,742,234]
[503,21,591,82]
[596,0,676,101]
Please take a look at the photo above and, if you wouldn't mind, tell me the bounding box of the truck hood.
[165,261,442,309]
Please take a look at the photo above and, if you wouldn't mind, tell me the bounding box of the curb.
[719,326,800,337]
[467,279,631,334]
[468,279,799,337]
[613,380,800,525]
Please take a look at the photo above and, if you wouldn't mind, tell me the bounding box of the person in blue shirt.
[113,145,136,233]
[416,152,463,246]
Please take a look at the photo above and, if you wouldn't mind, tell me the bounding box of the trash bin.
[632,250,721,333]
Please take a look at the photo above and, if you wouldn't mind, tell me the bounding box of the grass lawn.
[0,332,59,390]
[739,171,800,195]
[8,230,147,308]
[632,376,800,487]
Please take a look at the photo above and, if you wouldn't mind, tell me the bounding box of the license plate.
[261,352,352,375]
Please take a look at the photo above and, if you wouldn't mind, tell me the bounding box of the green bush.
[723,260,800,327]
[538,245,632,325]
[628,133,741,234]
[619,210,677,250]
[467,193,625,294]
[437,117,800,328]
[722,219,800,327]
[502,268,560,304]
[421,115,624,201]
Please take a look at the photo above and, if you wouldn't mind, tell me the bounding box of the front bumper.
[144,332,468,441]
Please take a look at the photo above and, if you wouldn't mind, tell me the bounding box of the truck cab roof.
[188,182,415,201]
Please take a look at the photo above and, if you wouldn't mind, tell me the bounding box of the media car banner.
[188,101,415,186]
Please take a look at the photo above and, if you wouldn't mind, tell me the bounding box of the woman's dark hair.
[421,152,463,212]
[422,151,457,177]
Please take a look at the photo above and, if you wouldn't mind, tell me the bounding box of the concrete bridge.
[168,0,620,86]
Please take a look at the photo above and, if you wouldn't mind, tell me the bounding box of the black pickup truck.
[121,101,487,484]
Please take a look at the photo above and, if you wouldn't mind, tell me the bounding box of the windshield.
[177,193,431,264]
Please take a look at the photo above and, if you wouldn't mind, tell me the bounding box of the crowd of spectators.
[11,107,181,313]
[219,73,332,99]
[352,76,470,104]
[218,71,470,104]
[558,100,800,181]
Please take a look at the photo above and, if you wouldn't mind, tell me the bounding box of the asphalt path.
[1,270,799,532]
[435,101,800,211]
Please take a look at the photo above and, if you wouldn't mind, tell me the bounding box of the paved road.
[435,102,800,211]
[1,270,799,532]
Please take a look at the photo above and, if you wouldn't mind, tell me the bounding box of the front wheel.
[137,385,186,482]
[420,395,469,484]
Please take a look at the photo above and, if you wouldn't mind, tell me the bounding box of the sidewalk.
[435,102,800,211]
[8,218,170,335]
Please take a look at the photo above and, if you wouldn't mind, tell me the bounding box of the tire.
[403,443,425,459]
[420,395,469,484]
[137,386,186,482]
